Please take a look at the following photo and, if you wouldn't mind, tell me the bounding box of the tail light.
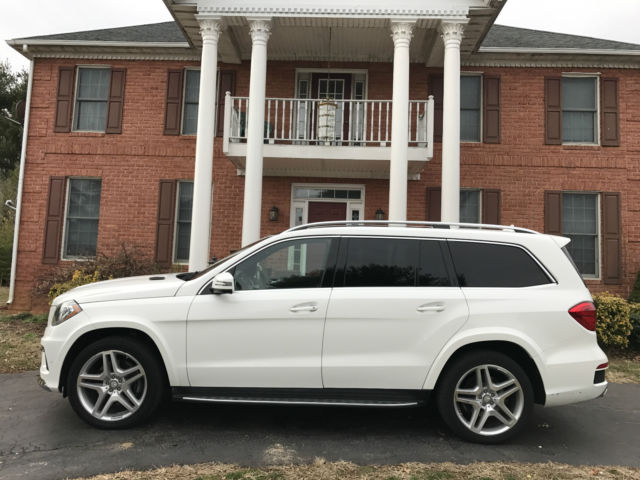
[569,301,597,331]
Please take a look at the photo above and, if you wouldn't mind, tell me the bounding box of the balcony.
[223,94,434,180]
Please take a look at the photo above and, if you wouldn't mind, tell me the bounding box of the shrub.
[48,269,102,302]
[592,292,632,349]
[629,302,640,350]
[34,243,162,303]
[629,271,640,303]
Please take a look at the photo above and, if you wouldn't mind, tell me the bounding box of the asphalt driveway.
[1,371,639,480]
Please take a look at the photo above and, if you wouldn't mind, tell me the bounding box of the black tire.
[436,350,534,444]
[67,336,166,429]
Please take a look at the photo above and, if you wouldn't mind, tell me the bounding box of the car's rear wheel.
[436,350,533,443]
[67,336,165,429]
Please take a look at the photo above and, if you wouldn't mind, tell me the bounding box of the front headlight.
[52,300,83,326]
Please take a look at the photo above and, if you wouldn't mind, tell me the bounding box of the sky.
[2,0,640,71]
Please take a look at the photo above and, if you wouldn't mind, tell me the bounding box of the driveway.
[1,371,639,480]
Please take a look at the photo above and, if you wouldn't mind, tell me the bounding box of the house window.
[562,77,597,144]
[182,69,200,135]
[64,178,102,258]
[460,189,481,223]
[562,193,599,277]
[174,181,193,263]
[460,75,481,142]
[73,67,111,132]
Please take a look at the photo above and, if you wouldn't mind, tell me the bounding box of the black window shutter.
[106,68,126,134]
[164,70,184,135]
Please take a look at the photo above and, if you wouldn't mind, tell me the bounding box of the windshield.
[183,236,272,281]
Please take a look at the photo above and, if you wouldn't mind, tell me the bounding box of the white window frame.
[173,180,194,264]
[289,183,366,228]
[561,191,601,280]
[459,188,482,223]
[460,72,483,144]
[71,65,111,133]
[61,176,102,261]
[180,67,200,136]
[561,73,601,146]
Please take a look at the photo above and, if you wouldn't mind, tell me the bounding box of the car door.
[322,236,469,390]
[187,236,337,388]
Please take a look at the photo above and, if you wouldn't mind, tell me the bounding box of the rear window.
[448,241,552,288]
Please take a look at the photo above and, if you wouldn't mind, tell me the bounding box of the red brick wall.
[11,58,640,311]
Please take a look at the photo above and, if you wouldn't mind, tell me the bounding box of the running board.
[172,387,429,408]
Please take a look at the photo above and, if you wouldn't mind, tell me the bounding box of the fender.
[421,327,547,390]
[56,298,190,388]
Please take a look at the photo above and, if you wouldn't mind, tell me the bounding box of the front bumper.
[37,373,52,392]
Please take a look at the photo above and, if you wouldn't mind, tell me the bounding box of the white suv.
[39,221,608,443]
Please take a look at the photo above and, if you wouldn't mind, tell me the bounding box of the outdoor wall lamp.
[375,208,385,220]
[269,206,279,222]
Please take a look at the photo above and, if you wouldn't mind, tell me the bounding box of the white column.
[388,21,414,222]
[189,16,223,271]
[439,21,465,223]
[241,18,271,246]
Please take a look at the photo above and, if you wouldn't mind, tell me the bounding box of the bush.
[629,303,640,350]
[630,271,640,303]
[48,269,102,302]
[593,292,632,349]
[35,243,161,303]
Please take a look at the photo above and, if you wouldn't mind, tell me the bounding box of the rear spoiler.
[550,235,571,248]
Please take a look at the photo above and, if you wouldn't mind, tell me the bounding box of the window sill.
[561,144,600,150]
[69,131,106,137]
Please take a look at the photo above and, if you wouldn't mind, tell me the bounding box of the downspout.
[7,57,34,305]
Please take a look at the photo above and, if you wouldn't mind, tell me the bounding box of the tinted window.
[234,238,333,290]
[418,240,452,287]
[448,241,551,288]
[344,238,417,287]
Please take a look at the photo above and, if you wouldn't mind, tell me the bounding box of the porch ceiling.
[164,1,505,65]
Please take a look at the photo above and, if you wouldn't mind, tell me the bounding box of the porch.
[222,95,435,179]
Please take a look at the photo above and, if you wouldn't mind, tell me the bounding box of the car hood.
[53,273,187,305]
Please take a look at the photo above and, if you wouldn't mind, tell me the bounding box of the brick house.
[5,0,640,311]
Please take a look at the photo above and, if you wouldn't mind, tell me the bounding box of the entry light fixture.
[269,206,279,222]
[375,208,385,221]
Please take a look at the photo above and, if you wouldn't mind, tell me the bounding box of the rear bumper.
[37,374,52,392]
[544,380,608,407]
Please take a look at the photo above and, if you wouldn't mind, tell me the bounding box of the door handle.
[289,303,318,313]
[417,302,446,313]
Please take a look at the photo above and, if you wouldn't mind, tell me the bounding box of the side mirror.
[211,271,234,294]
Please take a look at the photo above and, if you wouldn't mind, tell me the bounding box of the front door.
[322,237,469,389]
[308,201,347,223]
[187,237,338,388]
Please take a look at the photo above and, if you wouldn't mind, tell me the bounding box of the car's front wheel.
[436,350,533,443]
[67,336,165,428]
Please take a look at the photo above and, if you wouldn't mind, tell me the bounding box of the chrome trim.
[179,396,418,408]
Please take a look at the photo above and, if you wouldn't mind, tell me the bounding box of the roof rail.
[285,220,540,234]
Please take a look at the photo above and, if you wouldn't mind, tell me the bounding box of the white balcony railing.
[223,92,434,152]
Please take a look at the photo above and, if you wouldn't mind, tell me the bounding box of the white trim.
[479,47,640,56]
[289,183,365,228]
[295,68,369,75]
[463,58,640,69]
[561,191,601,281]
[561,74,600,146]
[173,180,194,265]
[460,72,483,144]
[7,60,34,305]
[71,65,112,133]
[60,177,102,261]
[29,52,201,61]
[8,39,190,48]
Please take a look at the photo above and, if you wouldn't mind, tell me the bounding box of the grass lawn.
[0,308,48,374]
[71,461,640,480]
